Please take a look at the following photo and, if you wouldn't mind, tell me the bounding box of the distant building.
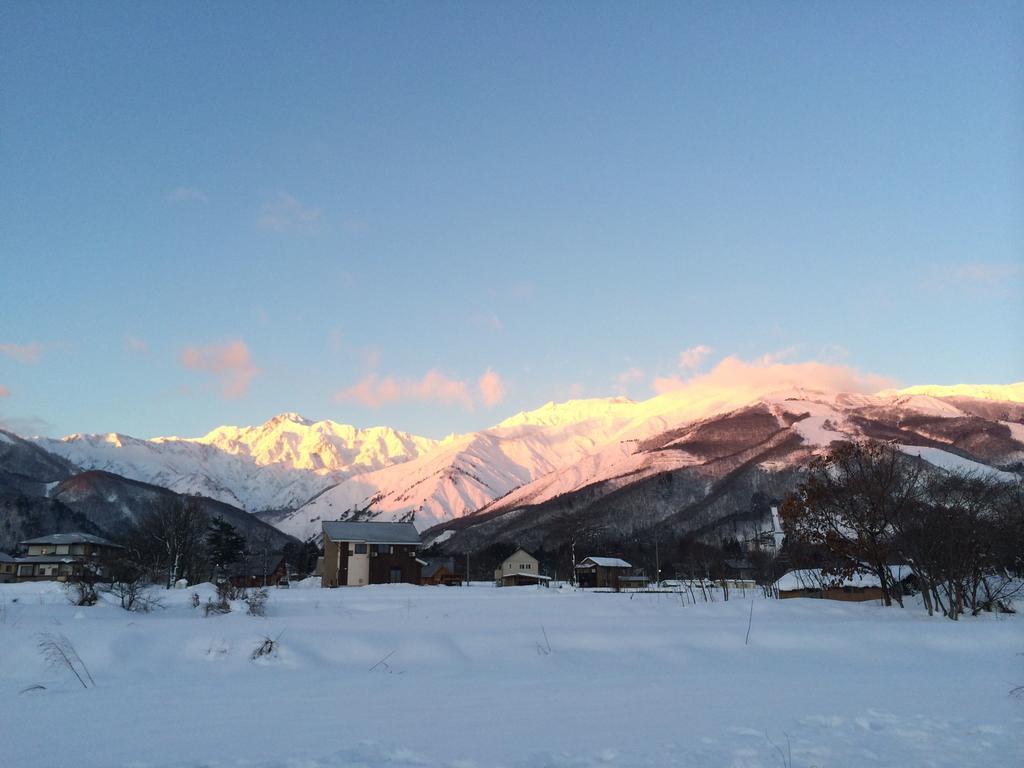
[14,533,124,582]
[575,556,637,589]
[227,553,289,588]
[774,567,914,602]
[420,557,463,586]
[321,521,422,587]
[495,548,550,587]
[0,552,16,583]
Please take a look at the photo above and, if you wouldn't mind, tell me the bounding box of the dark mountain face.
[50,471,297,551]
[0,495,107,553]
[0,435,298,553]
[0,429,78,498]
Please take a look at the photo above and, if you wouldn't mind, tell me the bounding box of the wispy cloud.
[179,339,258,399]
[614,367,645,394]
[0,342,43,364]
[0,385,9,397]
[126,336,148,353]
[257,192,322,232]
[926,262,1022,296]
[336,367,507,410]
[478,369,507,407]
[678,345,713,370]
[168,186,208,204]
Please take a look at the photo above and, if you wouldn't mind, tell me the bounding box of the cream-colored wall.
[347,551,370,586]
[495,550,539,580]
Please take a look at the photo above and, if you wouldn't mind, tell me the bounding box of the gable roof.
[322,521,421,546]
[502,547,537,564]
[577,556,632,569]
[0,552,17,563]
[20,532,122,548]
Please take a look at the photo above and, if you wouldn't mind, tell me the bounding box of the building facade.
[13,533,124,582]
[321,521,422,587]
[494,548,550,586]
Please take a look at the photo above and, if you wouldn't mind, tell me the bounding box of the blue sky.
[1,1,1021,439]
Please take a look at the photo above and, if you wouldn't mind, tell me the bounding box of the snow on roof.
[577,556,632,569]
[321,521,422,545]
[0,552,17,563]
[20,532,121,547]
[774,566,912,592]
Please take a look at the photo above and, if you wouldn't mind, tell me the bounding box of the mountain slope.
[424,389,1024,552]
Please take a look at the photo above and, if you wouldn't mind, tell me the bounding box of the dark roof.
[226,553,286,578]
[0,552,18,563]
[322,521,421,545]
[20,532,122,548]
[14,555,80,564]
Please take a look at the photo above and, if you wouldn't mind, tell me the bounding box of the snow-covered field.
[1,582,1021,768]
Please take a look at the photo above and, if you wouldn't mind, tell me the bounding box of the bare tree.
[782,440,926,606]
[131,496,210,588]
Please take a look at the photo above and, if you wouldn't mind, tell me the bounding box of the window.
[55,544,70,555]
[354,543,368,555]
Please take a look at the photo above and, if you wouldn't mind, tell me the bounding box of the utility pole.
[654,529,660,588]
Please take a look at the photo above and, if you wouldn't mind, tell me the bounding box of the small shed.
[227,553,288,588]
[420,557,463,586]
[775,566,914,602]
[497,571,551,587]
[575,556,634,589]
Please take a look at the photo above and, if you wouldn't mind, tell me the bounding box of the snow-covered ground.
[0,582,1020,767]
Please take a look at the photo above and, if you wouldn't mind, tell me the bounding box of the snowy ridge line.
[19,384,1024,538]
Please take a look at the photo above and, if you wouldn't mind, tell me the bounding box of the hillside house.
[775,567,914,602]
[0,552,16,583]
[15,533,123,582]
[575,556,635,589]
[227,553,289,588]
[495,548,550,587]
[321,521,422,587]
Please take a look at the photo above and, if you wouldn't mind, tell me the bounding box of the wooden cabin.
[575,556,634,589]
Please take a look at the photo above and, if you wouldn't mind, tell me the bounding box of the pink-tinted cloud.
[336,369,476,410]
[179,339,258,399]
[0,385,9,397]
[0,342,43,364]
[678,345,713,369]
[478,369,507,407]
[615,367,645,394]
[653,354,895,399]
[126,336,148,353]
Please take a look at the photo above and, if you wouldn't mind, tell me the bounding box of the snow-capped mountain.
[427,386,1024,552]
[19,383,1024,546]
[33,413,437,513]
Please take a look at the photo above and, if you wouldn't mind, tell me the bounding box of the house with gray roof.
[15,532,124,582]
[321,521,422,587]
